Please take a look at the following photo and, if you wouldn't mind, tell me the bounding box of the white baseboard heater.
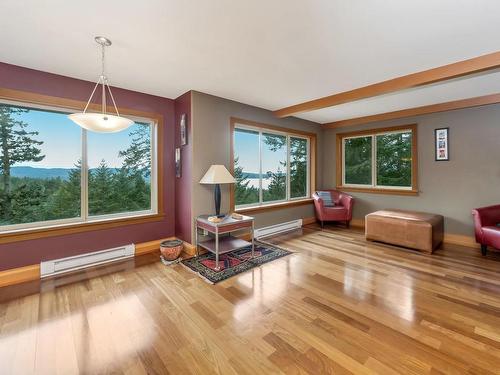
[254,219,303,239]
[40,244,135,278]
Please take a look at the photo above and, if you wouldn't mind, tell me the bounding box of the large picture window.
[337,124,417,194]
[0,100,158,232]
[232,119,314,210]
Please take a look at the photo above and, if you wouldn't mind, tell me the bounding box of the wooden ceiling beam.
[274,51,500,118]
[322,93,500,129]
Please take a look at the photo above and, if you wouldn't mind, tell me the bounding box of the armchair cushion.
[324,207,348,220]
[316,191,335,207]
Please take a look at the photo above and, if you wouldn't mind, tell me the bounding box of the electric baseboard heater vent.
[40,244,135,278]
[254,219,302,239]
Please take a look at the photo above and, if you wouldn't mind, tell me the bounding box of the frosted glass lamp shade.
[199,165,235,184]
[68,113,134,133]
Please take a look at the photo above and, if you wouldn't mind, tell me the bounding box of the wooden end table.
[195,214,255,271]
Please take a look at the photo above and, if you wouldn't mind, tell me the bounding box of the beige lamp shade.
[199,165,235,184]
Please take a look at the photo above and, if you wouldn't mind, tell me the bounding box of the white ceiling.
[1,0,499,124]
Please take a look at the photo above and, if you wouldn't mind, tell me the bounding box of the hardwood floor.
[1,224,500,374]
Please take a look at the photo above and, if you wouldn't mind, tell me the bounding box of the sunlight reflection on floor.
[0,293,156,374]
[232,255,298,322]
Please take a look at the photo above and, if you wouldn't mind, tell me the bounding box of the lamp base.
[214,183,221,216]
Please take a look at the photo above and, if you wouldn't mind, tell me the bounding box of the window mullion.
[150,123,157,213]
[307,138,311,196]
[372,135,376,188]
[81,128,88,222]
[286,135,290,201]
[259,131,263,205]
[342,139,346,186]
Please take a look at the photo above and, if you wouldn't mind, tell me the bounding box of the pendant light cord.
[101,42,106,78]
[101,43,106,117]
[81,40,120,117]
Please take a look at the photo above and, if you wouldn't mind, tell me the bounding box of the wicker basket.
[160,239,183,261]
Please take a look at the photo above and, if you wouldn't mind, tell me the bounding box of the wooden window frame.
[230,117,316,214]
[336,124,418,196]
[0,88,165,244]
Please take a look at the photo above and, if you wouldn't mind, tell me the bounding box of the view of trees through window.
[234,126,309,207]
[344,136,372,185]
[343,130,412,188]
[0,103,154,228]
[262,133,287,202]
[87,126,152,216]
[376,132,412,187]
[234,128,259,206]
[290,137,308,198]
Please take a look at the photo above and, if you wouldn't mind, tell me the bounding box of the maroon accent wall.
[0,62,175,271]
[174,91,192,242]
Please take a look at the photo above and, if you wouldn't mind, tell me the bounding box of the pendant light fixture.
[68,36,133,133]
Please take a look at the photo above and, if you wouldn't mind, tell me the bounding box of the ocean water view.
[246,177,271,189]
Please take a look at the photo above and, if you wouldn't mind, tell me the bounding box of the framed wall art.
[180,113,187,146]
[175,147,181,177]
[434,127,449,161]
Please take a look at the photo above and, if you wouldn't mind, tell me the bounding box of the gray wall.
[191,91,323,242]
[322,104,500,236]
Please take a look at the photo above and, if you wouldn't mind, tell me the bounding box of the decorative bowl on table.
[160,239,183,261]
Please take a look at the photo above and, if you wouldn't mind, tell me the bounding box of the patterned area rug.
[181,241,292,284]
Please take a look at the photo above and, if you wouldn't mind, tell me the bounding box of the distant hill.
[242,172,261,179]
[11,166,72,180]
[242,172,284,179]
[10,166,256,181]
[10,166,121,180]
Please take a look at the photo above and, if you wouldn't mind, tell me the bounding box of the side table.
[195,214,255,271]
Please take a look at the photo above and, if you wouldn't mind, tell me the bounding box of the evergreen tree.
[376,133,412,187]
[265,167,286,201]
[111,123,153,213]
[0,105,45,220]
[111,168,133,211]
[344,137,372,184]
[49,161,81,219]
[10,179,45,224]
[88,160,115,215]
[234,156,258,205]
[118,123,151,177]
[126,171,150,210]
[110,168,150,212]
[262,134,287,201]
[289,137,307,198]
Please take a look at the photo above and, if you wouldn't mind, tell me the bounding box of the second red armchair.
[472,204,500,255]
[312,190,354,228]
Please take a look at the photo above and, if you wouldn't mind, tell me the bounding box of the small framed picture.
[434,127,449,161]
[175,148,181,177]
[180,114,187,146]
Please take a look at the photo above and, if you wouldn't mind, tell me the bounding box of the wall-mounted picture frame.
[180,113,187,146]
[434,127,449,161]
[175,147,181,177]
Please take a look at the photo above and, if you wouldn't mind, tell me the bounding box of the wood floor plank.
[1,225,500,374]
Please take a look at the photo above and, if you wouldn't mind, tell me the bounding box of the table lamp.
[199,165,236,217]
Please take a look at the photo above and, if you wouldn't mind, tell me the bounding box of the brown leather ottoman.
[365,209,444,253]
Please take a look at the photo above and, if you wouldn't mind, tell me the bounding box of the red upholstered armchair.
[472,204,500,255]
[313,190,354,228]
